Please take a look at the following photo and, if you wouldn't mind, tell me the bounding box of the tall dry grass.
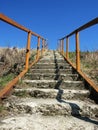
[0,47,25,89]
[0,47,25,66]
[68,51,98,84]
[0,47,36,74]
[80,51,98,84]
[0,47,36,89]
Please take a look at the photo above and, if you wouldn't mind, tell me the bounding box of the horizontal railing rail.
[60,17,98,39]
[0,13,44,38]
[0,13,47,98]
[58,17,98,92]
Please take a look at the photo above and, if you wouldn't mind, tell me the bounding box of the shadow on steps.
[56,87,98,125]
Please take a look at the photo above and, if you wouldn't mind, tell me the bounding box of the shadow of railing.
[56,86,98,125]
[53,51,98,125]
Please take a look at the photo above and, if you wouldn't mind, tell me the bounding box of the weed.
[96,76,98,82]
[84,64,91,68]
[29,52,36,64]
[0,105,5,113]
[69,52,76,59]
[18,78,23,85]
[27,68,31,73]
[14,90,27,97]
[29,54,35,61]
[0,74,14,89]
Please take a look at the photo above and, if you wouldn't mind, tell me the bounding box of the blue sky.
[0,0,98,51]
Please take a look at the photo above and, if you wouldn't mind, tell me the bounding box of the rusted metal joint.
[26,49,30,53]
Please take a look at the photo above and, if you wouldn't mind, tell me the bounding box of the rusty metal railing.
[59,17,98,92]
[0,14,47,98]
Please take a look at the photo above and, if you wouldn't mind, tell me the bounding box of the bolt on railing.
[0,13,47,98]
[58,17,98,92]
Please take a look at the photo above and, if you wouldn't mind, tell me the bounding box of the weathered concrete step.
[23,80,85,90]
[0,62,5,65]
[13,88,90,100]
[1,114,98,130]
[40,59,65,62]
[41,56,63,60]
[5,97,98,118]
[41,55,63,58]
[40,58,64,60]
[36,62,70,65]
[34,65,71,69]
[25,73,79,80]
[39,59,67,63]
[30,68,74,74]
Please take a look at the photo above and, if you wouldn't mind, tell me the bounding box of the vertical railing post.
[61,40,63,54]
[57,40,60,51]
[76,31,80,71]
[60,40,62,54]
[44,40,46,51]
[36,36,40,60]
[43,39,45,51]
[59,40,61,52]
[45,41,48,50]
[42,39,44,55]
[25,31,31,70]
[58,41,60,52]
[62,39,64,55]
[66,37,69,59]
[45,40,48,50]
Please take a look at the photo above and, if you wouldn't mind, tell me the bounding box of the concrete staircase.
[0,50,98,130]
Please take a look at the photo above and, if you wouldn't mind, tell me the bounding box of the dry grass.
[68,51,98,85]
[0,47,25,66]
[80,51,98,84]
[0,47,36,89]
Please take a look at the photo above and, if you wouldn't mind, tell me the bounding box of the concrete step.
[34,64,71,69]
[4,97,98,118]
[22,80,85,90]
[36,62,70,66]
[30,68,74,74]
[39,59,67,63]
[25,73,79,80]
[13,88,90,100]
[1,51,98,130]
[1,114,98,130]
[0,62,5,65]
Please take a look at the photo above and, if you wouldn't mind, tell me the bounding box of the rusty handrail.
[59,17,98,92]
[0,13,44,39]
[59,17,98,71]
[0,14,47,98]
[60,17,98,39]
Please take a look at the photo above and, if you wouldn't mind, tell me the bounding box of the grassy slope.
[68,51,98,85]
